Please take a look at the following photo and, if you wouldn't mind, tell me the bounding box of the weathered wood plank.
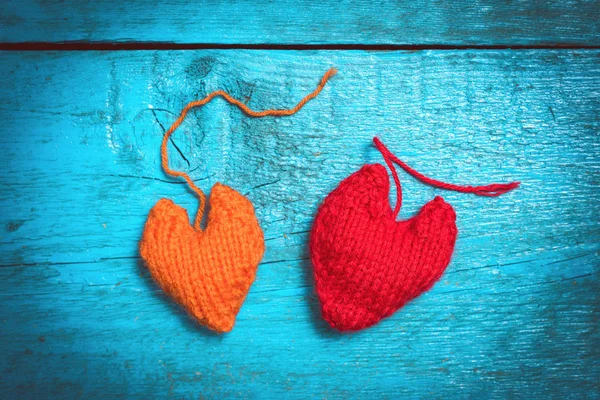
[1,1,600,45]
[0,50,598,398]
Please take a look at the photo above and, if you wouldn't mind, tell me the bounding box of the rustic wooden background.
[0,1,599,398]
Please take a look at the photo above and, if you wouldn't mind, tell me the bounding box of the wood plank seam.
[2,42,600,51]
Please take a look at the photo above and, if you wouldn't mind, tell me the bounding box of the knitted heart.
[311,164,458,331]
[310,137,519,331]
[140,184,264,333]
[138,69,336,332]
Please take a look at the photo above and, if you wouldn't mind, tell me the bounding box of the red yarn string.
[373,137,520,218]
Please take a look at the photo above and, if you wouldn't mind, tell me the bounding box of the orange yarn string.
[160,68,337,230]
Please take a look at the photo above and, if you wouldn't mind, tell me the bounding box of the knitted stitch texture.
[139,68,336,333]
[310,164,457,331]
[140,184,263,333]
[310,137,519,331]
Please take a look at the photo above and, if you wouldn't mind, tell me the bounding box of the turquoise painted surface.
[1,0,600,45]
[0,50,598,398]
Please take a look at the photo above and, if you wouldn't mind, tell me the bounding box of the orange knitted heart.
[140,184,264,333]
[138,69,336,333]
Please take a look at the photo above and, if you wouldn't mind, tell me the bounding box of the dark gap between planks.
[1,42,599,51]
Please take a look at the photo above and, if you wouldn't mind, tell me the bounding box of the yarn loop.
[373,137,520,218]
[161,68,337,230]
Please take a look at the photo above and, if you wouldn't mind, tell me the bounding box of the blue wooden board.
[0,50,598,398]
[1,0,600,45]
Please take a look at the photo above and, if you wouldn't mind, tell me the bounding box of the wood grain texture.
[1,0,600,45]
[0,50,599,398]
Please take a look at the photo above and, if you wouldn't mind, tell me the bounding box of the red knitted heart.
[311,164,457,331]
[310,138,519,331]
